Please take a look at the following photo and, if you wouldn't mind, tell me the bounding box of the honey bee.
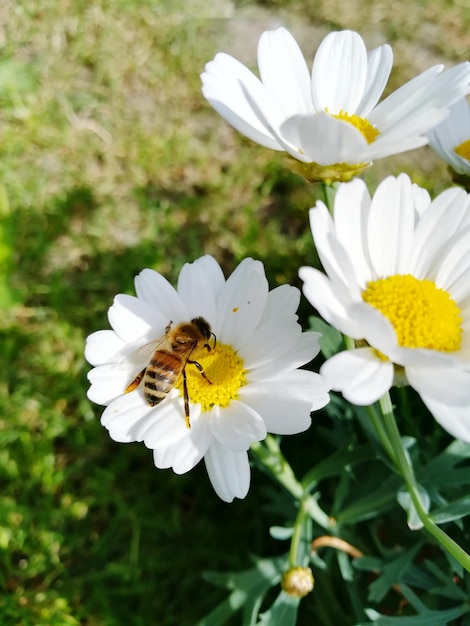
[123,317,215,428]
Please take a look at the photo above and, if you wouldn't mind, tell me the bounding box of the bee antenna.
[211,331,217,349]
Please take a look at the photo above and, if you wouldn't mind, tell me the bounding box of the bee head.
[191,316,216,350]
[191,317,212,339]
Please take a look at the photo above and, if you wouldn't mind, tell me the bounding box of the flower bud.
[281,566,315,598]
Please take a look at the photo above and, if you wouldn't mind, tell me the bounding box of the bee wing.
[117,335,168,371]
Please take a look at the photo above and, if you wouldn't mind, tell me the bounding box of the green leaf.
[308,315,344,358]
[256,591,299,626]
[301,443,375,491]
[336,474,400,525]
[397,485,430,530]
[367,545,422,604]
[269,526,294,541]
[360,604,468,625]
[198,556,287,626]
[420,440,470,489]
[414,560,469,601]
[429,495,470,524]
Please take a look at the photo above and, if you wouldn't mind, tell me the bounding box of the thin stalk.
[251,435,330,530]
[365,403,396,463]
[321,182,337,215]
[378,393,470,572]
[288,497,309,568]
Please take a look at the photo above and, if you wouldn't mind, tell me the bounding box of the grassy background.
[1,0,469,624]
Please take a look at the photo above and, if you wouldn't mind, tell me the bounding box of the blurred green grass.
[1,0,469,624]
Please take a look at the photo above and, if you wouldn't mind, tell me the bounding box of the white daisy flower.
[299,174,470,442]
[85,255,330,502]
[201,27,470,183]
[427,97,470,178]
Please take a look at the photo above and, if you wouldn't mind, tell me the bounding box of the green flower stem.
[365,404,396,462]
[378,392,470,572]
[288,496,309,568]
[251,435,330,530]
[322,182,337,215]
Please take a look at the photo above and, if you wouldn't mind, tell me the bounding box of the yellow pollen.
[362,274,462,352]
[454,139,470,162]
[176,343,247,412]
[330,109,380,144]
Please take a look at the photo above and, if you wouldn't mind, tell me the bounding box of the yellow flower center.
[454,138,470,162]
[331,110,380,144]
[176,343,247,412]
[362,274,462,352]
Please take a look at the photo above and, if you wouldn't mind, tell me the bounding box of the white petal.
[134,269,188,323]
[215,258,268,345]
[85,330,125,366]
[416,397,470,442]
[87,364,130,406]
[392,347,458,369]
[259,284,300,324]
[411,189,470,280]
[204,441,250,502]
[248,331,321,380]
[356,44,393,116]
[299,266,362,338]
[429,98,470,147]
[349,302,398,356]
[448,266,470,303]
[362,134,429,161]
[152,418,211,474]
[371,63,470,132]
[209,401,267,450]
[309,204,363,300]
[334,178,373,288]
[406,366,470,406]
[240,315,302,370]
[369,65,443,128]
[427,98,470,174]
[100,392,155,443]
[311,30,368,113]
[435,230,470,298]
[279,112,368,164]
[367,174,416,276]
[239,370,329,434]
[177,255,225,323]
[258,27,314,117]
[350,301,460,370]
[137,398,199,449]
[108,294,166,344]
[201,52,285,150]
[412,185,432,218]
[320,348,394,405]
[373,107,447,145]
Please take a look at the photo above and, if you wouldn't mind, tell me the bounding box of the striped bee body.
[124,317,215,428]
[143,349,187,406]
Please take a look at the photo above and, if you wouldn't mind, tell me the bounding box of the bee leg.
[202,333,216,353]
[188,359,212,385]
[124,368,146,394]
[182,368,191,429]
